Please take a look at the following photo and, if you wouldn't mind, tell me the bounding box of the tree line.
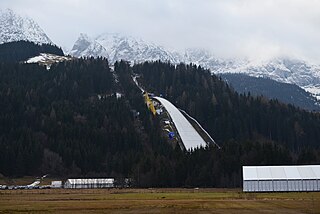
[0,41,64,63]
[0,58,320,187]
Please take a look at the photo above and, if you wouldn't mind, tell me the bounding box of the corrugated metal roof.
[153,97,207,150]
[67,178,114,184]
[243,165,320,181]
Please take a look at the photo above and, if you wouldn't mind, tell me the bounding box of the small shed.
[64,178,114,189]
[51,181,62,188]
[243,165,320,192]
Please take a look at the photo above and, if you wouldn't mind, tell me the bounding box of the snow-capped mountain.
[169,48,320,101]
[212,58,320,100]
[70,33,180,63]
[69,32,320,101]
[221,73,320,111]
[172,48,320,101]
[69,33,108,58]
[183,50,320,100]
[0,8,52,45]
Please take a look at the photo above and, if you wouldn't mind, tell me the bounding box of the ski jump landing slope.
[153,97,207,150]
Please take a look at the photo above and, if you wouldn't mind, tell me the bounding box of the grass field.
[0,188,320,213]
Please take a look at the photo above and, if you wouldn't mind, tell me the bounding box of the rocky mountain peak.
[0,8,52,45]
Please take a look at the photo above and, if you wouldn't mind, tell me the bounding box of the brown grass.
[0,188,319,213]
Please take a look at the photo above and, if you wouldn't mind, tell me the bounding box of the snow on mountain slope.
[69,32,320,101]
[69,33,108,58]
[96,33,180,63]
[0,9,52,45]
[182,48,320,100]
[70,33,180,63]
[26,53,72,70]
[214,58,320,86]
[211,58,320,100]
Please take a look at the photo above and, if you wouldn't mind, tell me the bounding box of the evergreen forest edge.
[0,41,320,187]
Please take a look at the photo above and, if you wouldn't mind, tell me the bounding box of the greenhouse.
[64,178,114,189]
[243,165,320,192]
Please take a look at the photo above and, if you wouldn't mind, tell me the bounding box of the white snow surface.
[26,53,72,70]
[69,33,109,58]
[26,55,47,64]
[154,96,207,151]
[70,33,180,63]
[0,9,52,45]
[26,53,71,64]
[213,58,320,88]
[212,58,320,101]
[303,85,320,101]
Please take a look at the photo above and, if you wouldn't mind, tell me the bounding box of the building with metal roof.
[64,178,114,189]
[153,96,207,150]
[243,165,320,192]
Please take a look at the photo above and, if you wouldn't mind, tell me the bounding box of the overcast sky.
[1,0,320,63]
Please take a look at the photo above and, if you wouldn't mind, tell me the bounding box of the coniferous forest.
[1,49,320,187]
[0,41,64,62]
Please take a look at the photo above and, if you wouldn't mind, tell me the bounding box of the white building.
[64,178,114,189]
[243,165,320,192]
[51,181,62,188]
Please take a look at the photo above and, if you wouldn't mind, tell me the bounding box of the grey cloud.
[1,0,320,63]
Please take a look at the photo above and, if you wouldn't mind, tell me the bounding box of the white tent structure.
[51,181,62,188]
[64,178,114,189]
[243,165,320,192]
[153,97,207,150]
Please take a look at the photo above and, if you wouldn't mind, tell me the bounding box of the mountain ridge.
[70,33,180,63]
[220,73,320,111]
[69,33,320,103]
[2,8,320,108]
[0,9,52,45]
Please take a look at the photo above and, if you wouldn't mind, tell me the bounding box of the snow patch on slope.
[26,53,72,70]
[303,85,320,101]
